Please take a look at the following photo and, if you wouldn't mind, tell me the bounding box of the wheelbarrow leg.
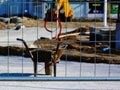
[54,64,56,77]
[34,62,37,77]
[45,61,56,77]
[45,61,52,75]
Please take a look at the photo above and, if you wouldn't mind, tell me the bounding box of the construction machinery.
[45,0,73,21]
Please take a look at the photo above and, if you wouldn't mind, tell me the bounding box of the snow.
[0,28,120,89]
[0,56,119,89]
[0,56,120,77]
[0,81,120,90]
[0,27,74,46]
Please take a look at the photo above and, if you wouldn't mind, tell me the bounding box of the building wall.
[9,1,23,16]
[70,2,87,18]
[28,0,47,18]
[0,2,8,16]
[0,0,24,16]
[0,1,119,19]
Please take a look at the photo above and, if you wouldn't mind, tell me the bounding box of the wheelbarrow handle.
[16,38,27,48]
[16,38,26,45]
[16,38,34,62]
[16,38,24,42]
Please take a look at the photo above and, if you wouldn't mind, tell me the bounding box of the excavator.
[45,0,73,22]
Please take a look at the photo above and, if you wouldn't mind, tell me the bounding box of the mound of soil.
[0,16,116,30]
[0,22,5,29]
[32,29,120,64]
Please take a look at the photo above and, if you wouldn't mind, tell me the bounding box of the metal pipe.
[103,0,108,27]
[0,77,120,81]
[52,0,56,8]
[118,3,120,19]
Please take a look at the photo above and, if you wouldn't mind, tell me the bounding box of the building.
[0,0,47,18]
[0,0,24,16]
[0,0,119,19]
[70,1,87,18]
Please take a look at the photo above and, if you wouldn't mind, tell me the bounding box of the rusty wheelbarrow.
[16,38,67,77]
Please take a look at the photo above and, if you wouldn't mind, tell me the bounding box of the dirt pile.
[32,29,120,64]
[0,16,116,30]
[0,46,24,56]
[0,22,5,29]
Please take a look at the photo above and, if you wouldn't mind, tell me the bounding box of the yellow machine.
[56,0,73,18]
[45,0,73,21]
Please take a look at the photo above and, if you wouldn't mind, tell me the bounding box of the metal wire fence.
[0,0,120,81]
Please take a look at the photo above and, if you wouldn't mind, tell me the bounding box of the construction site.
[0,0,120,84]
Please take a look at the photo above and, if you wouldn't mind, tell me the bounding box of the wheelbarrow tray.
[31,49,52,62]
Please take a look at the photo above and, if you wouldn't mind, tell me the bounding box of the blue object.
[103,47,110,51]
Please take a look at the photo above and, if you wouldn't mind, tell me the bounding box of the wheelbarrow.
[16,38,67,77]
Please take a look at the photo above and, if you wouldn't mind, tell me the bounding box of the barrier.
[0,1,120,81]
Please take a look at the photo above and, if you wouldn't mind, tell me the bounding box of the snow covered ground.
[0,27,74,46]
[0,28,120,89]
[0,56,120,77]
[0,56,119,89]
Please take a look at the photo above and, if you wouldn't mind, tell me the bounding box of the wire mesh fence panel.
[0,0,120,81]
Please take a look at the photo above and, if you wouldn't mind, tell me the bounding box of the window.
[89,3,104,14]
